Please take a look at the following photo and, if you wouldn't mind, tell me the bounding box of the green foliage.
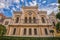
[0,36,60,40]
[0,24,6,36]
[58,0,60,4]
[58,0,60,11]
[58,5,60,8]
[56,12,60,19]
[49,30,54,33]
[56,22,60,32]
[58,5,60,10]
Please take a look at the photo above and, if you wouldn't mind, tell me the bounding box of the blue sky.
[0,0,58,17]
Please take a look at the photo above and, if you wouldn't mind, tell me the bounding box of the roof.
[6,17,12,19]
[0,13,4,16]
[22,6,38,9]
[14,11,22,14]
[49,12,56,16]
[38,11,47,14]
[0,13,6,18]
[38,11,47,13]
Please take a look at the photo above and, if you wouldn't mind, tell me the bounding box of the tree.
[49,30,54,37]
[56,22,60,32]
[58,5,60,10]
[0,24,6,36]
[56,12,60,19]
[58,0,60,4]
[55,0,60,33]
[58,0,60,11]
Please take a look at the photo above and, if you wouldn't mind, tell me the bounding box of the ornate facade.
[0,6,59,37]
[0,13,6,24]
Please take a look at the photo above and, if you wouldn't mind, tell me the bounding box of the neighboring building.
[0,13,6,24]
[49,12,60,37]
[0,6,60,37]
[3,17,12,28]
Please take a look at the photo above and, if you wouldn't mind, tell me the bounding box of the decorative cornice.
[22,6,38,9]
[9,25,52,27]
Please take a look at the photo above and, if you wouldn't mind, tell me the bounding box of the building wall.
[0,6,58,37]
[49,12,60,37]
[6,25,53,37]
[0,13,6,24]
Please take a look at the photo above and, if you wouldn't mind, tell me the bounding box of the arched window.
[33,17,36,23]
[29,28,32,35]
[44,28,48,35]
[13,28,16,35]
[29,17,32,23]
[34,29,37,35]
[0,18,4,22]
[25,17,27,23]
[23,28,27,35]
[16,17,19,23]
[53,22,55,26]
[5,21,9,25]
[41,17,45,23]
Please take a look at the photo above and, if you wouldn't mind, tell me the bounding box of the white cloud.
[25,2,29,6]
[54,7,59,13]
[33,1,37,6]
[12,7,16,11]
[47,7,58,14]
[14,0,20,3]
[16,5,20,8]
[0,0,58,15]
[29,2,33,6]
[0,3,5,8]
[42,1,46,3]
[21,0,24,2]
[50,3,57,5]
[49,3,59,7]
[38,6,58,15]
[29,0,37,6]
[47,10,53,15]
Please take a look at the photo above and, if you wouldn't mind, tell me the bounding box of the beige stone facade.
[0,6,58,37]
[0,13,6,24]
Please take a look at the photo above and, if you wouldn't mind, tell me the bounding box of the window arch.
[33,17,36,23]
[15,17,19,23]
[41,17,45,23]
[24,11,37,23]
[23,28,27,35]
[25,17,27,23]
[5,21,9,25]
[29,28,32,35]
[34,28,37,35]
[29,17,32,23]
[53,22,55,26]
[13,28,16,35]
[44,28,48,35]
